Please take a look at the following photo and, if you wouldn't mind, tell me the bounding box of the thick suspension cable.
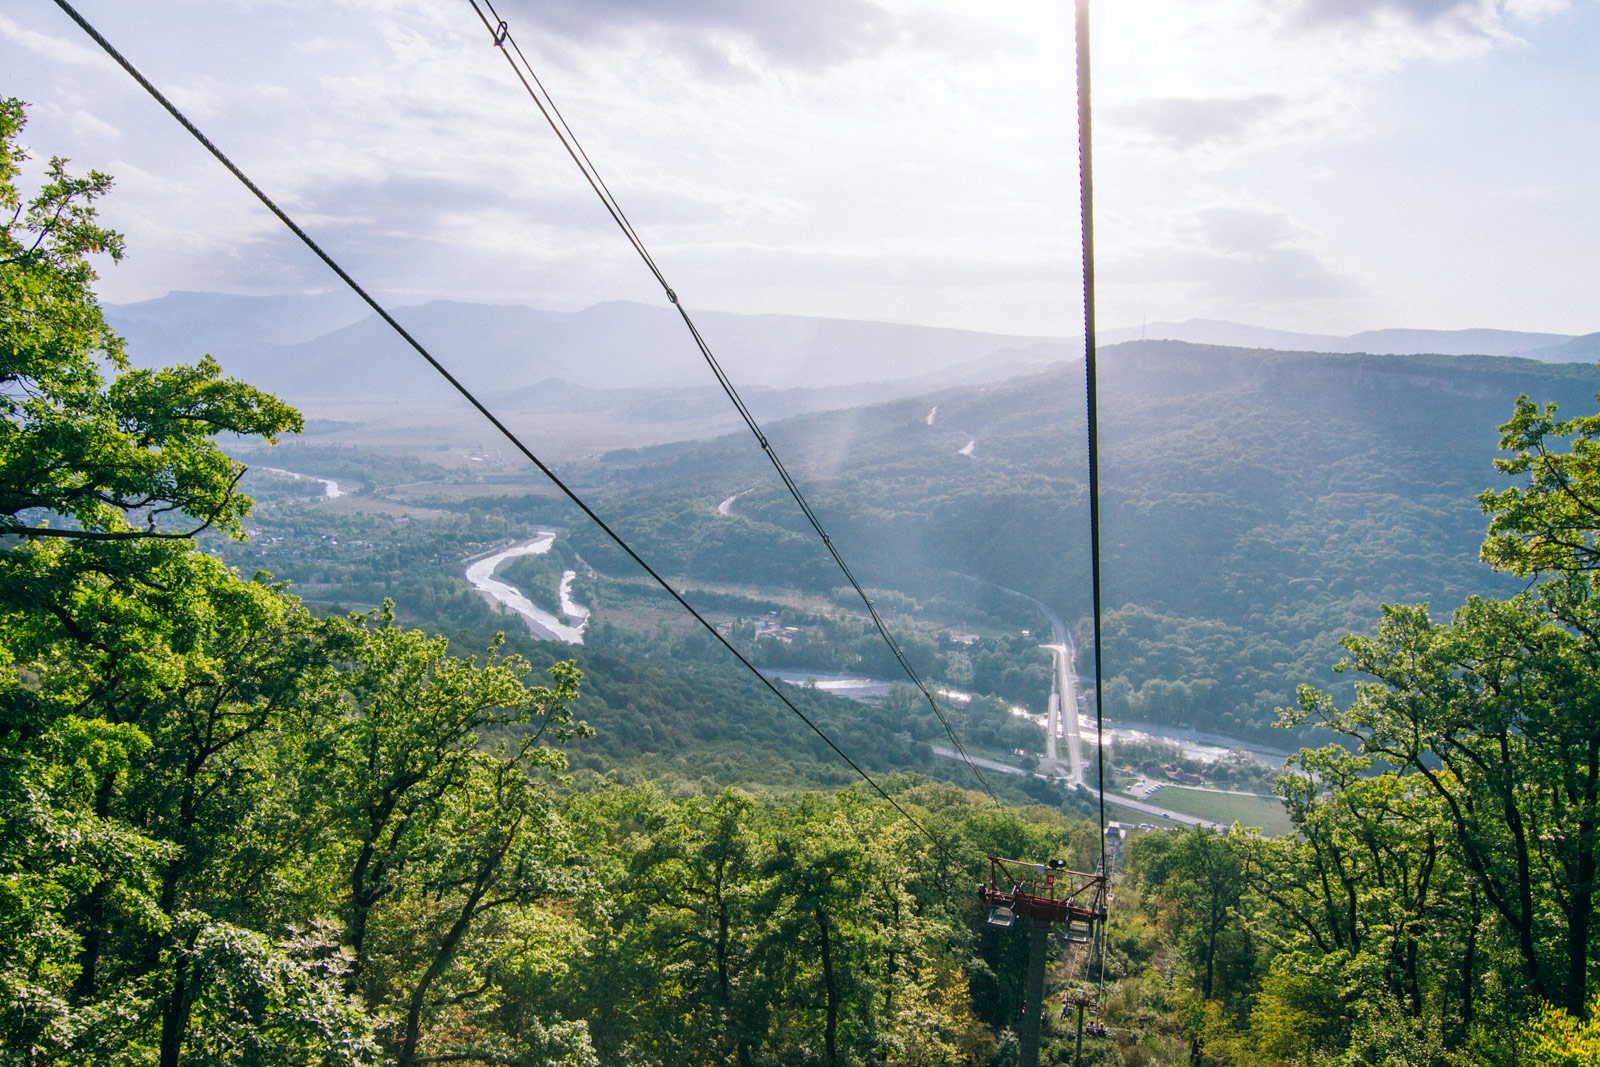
[1075,0,1111,986]
[48,0,960,866]
[465,0,998,802]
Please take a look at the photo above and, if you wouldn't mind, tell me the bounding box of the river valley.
[464,534,591,644]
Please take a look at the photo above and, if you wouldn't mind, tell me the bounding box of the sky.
[4,0,1597,339]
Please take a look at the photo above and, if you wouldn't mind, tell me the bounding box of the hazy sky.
[5,0,1596,338]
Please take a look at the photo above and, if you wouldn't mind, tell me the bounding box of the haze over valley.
[108,291,1600,463]
[12,0,1600,1058]
[155,289,1600,780]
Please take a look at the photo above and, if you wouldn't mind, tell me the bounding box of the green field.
[1145,786,1295,836]
[1104,800,1185,832]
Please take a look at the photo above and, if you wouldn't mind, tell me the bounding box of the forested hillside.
[565,344,1600,742]
[0,100,1089,1066]
[9,95,1600,1067]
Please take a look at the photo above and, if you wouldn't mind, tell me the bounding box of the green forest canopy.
[7,97,1600,1067]
[0,96,1094,1067]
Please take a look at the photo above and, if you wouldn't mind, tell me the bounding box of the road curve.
[929,747,1223,830]
[717,488,752,516]
[960,576,1089,787]
[1099,791,1224,831]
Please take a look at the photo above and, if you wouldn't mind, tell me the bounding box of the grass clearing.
[1148,786,1294,835]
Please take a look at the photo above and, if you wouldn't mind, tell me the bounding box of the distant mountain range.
[103,291,1596,417]
[104,292,1070,404]
[1101,319,1578,358]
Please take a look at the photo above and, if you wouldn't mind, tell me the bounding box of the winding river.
[464,533,590,644]
[768,670,893,702]
[260,466,346,499]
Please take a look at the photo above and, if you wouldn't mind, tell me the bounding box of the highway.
[985,581,1087,788]
[936,574,1237,831]
[1042,640,1085,787]
[930,746,1031,777]
[929,747,1224,830]
[940,573,1090,788]
[1097,791,1224,831]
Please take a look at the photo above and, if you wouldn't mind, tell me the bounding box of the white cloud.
[2,0,1591,335]
[1295,0,1570,38]
[1107,203,1364,327]
[1111,94,1290,152]
[60,105,123,143]
[0,13,117,71]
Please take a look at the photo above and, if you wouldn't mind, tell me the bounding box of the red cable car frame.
[978,855,1107,942]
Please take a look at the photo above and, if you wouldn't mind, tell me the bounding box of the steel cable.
[464,0,1001,801]
[1074,0,1113,1003]
[48,0,962,867]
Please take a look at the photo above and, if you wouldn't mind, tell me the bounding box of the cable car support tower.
[980,857,1107,1067]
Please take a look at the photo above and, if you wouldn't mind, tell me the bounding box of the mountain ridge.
[555,339,1600,741]
[103,292,1594,416]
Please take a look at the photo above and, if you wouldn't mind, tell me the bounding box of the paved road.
[934,572,1247,832]
[931,746,1032,777]
[1147,782,1278,801]
[940,572,1094,790]
[982,580,1088,788]
[1042,641,1085,787]
[1098,791,1224,831]
[929,747,1224,830]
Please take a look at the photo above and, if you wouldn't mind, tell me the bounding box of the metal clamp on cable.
[493,20,509,46]
[665,288,678,304]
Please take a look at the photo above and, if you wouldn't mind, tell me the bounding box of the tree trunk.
[817,902,839,1067]
[1403,935,1422,1015]
[157,930,198,1067]
[1202,920,1217,1000]
[1566,733,1600,1015]
[713,863,751,1067]
[1452,887,1479,1049]
[346,855,375,992]
[71,770,120,1004]
[395,840,507,1067]
[882,893,900,1064]
[1497,733,1545,1000]
[346,819,388,993]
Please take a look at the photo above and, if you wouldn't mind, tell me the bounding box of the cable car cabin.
[978,856,1107,939]
[1060,992,1098,1015]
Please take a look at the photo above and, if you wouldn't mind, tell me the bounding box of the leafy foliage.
[0,103,1113,1067]
[1113,373,1600,1065]
[1525,991,1600,1067]
[1480,394,1600,575]
[15,91,1600,1067]
[0,95,296,547]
